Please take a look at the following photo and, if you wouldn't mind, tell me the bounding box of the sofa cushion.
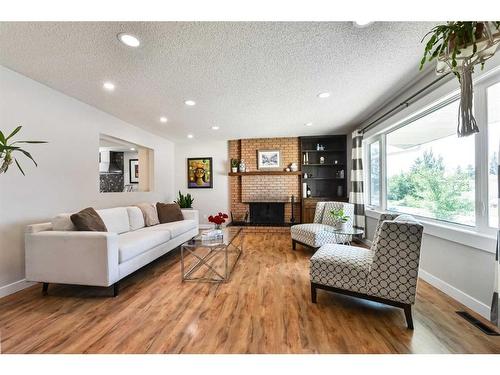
[291,223,350,247]
[52,213,76,231]
[310,244,374,294]
[96,207,130,234]
[118,229,171,263]
[156,202,184,223]
[146,219,197,238]
[70,207,108,232]
[135,203,160,227]
[127,206,145,231]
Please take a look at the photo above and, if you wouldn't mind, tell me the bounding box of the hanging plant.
[420,21,500,137]
[0,126,47,175]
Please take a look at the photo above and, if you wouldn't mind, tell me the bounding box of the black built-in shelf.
[300,135,348,223]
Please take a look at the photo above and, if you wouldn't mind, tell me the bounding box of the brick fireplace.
[228,137,301,225]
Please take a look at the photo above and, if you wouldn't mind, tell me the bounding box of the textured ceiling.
[0,22,436,142]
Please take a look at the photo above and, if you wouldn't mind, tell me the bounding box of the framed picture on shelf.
[257,150,281,169]
[129,159,139,184]
[187,157,213,188]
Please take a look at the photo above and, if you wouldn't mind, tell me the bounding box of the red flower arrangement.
[208,212,229,228]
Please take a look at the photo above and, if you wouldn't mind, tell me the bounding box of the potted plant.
[174,191,194,208]
[0,126,47,175]
[231,158,239,173]
[420,22,500,137]
[208,212,229,231]
[329,208,350,230]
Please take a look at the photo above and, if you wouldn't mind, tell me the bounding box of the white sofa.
[25,206,199,296]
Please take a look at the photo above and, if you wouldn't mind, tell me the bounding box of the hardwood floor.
[0,232,499,354]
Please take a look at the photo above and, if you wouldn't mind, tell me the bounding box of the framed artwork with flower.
[187,157,213,189]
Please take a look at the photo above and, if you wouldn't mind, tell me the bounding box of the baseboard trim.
[0,279,36,299]
[419,269,491,319]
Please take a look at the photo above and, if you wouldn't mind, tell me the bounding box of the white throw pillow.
[96,207,130,234]
[127,206,145,231]
[51,213,76,231]
[393,214,420,224]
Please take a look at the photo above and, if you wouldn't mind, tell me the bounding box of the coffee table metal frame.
[181,228,243,283]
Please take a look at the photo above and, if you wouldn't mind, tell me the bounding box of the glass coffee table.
[325,226,364,245]
[181,227,243,282]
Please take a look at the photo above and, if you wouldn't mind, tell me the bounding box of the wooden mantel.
[228,171,301,176]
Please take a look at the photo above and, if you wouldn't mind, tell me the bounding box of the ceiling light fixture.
[317,92,331,99]
[211,126,220,130]
[305,122,313,127]
[117,33,140,47]
[353,21,373,28]
[130,147,136,151]
[103,81,115,91]
[187,134,194,139]
[184,100,196,106]
[160,117,168,123]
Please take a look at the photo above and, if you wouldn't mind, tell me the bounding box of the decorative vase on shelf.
[231,167,238,173]
[290,163,298,172]
[239,160,246,173]
[337,185,343,197]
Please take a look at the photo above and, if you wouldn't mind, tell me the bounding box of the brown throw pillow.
[135,203,160,226]
[156,202,184,224]
[70,207,107,232]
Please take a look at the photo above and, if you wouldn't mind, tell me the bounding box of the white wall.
[174,140,229,226]
[0,66,175,294]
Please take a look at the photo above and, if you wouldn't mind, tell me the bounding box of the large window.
[386,100,475,226]
[488,82,500,228]
[366,73,499,234]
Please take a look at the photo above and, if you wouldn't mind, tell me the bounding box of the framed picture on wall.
[129,159,139,184]
[187,157,213,188]
[257,149,281,169]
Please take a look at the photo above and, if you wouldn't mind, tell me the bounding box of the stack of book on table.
[200,229,223,244]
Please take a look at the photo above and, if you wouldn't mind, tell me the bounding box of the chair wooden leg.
[311,283,317,303]
[113,282,119,297]
[292,240,297,250]
[41,282,49,296]
[404,304,414,330]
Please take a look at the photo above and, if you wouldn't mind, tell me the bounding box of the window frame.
[364,68,500,243]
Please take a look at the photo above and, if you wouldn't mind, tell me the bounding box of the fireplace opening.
[249,202,285,225]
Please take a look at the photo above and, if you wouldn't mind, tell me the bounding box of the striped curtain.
[349,130,365,232]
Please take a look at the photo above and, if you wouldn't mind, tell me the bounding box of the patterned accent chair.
[290,201,354,250]
[309,213,424,329]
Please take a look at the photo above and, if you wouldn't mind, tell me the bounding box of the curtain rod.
[361,72,452,134]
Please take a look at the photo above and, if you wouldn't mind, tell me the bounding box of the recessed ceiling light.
[130,147,135,151]
[211,126,220,130]
[317,92,331,99]
[305,122,313,127]
[103,81,115,91]
[187,134,194,139]
[117,33,140,47]
[184,100,196,106]
[160,117,168,123]
[354,21,373,27]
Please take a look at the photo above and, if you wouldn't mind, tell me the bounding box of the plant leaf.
[11,140,48,144]
[16,149,38,167]
[6,126,22,141]
[14,158,25,176]
[0,130,5,145]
